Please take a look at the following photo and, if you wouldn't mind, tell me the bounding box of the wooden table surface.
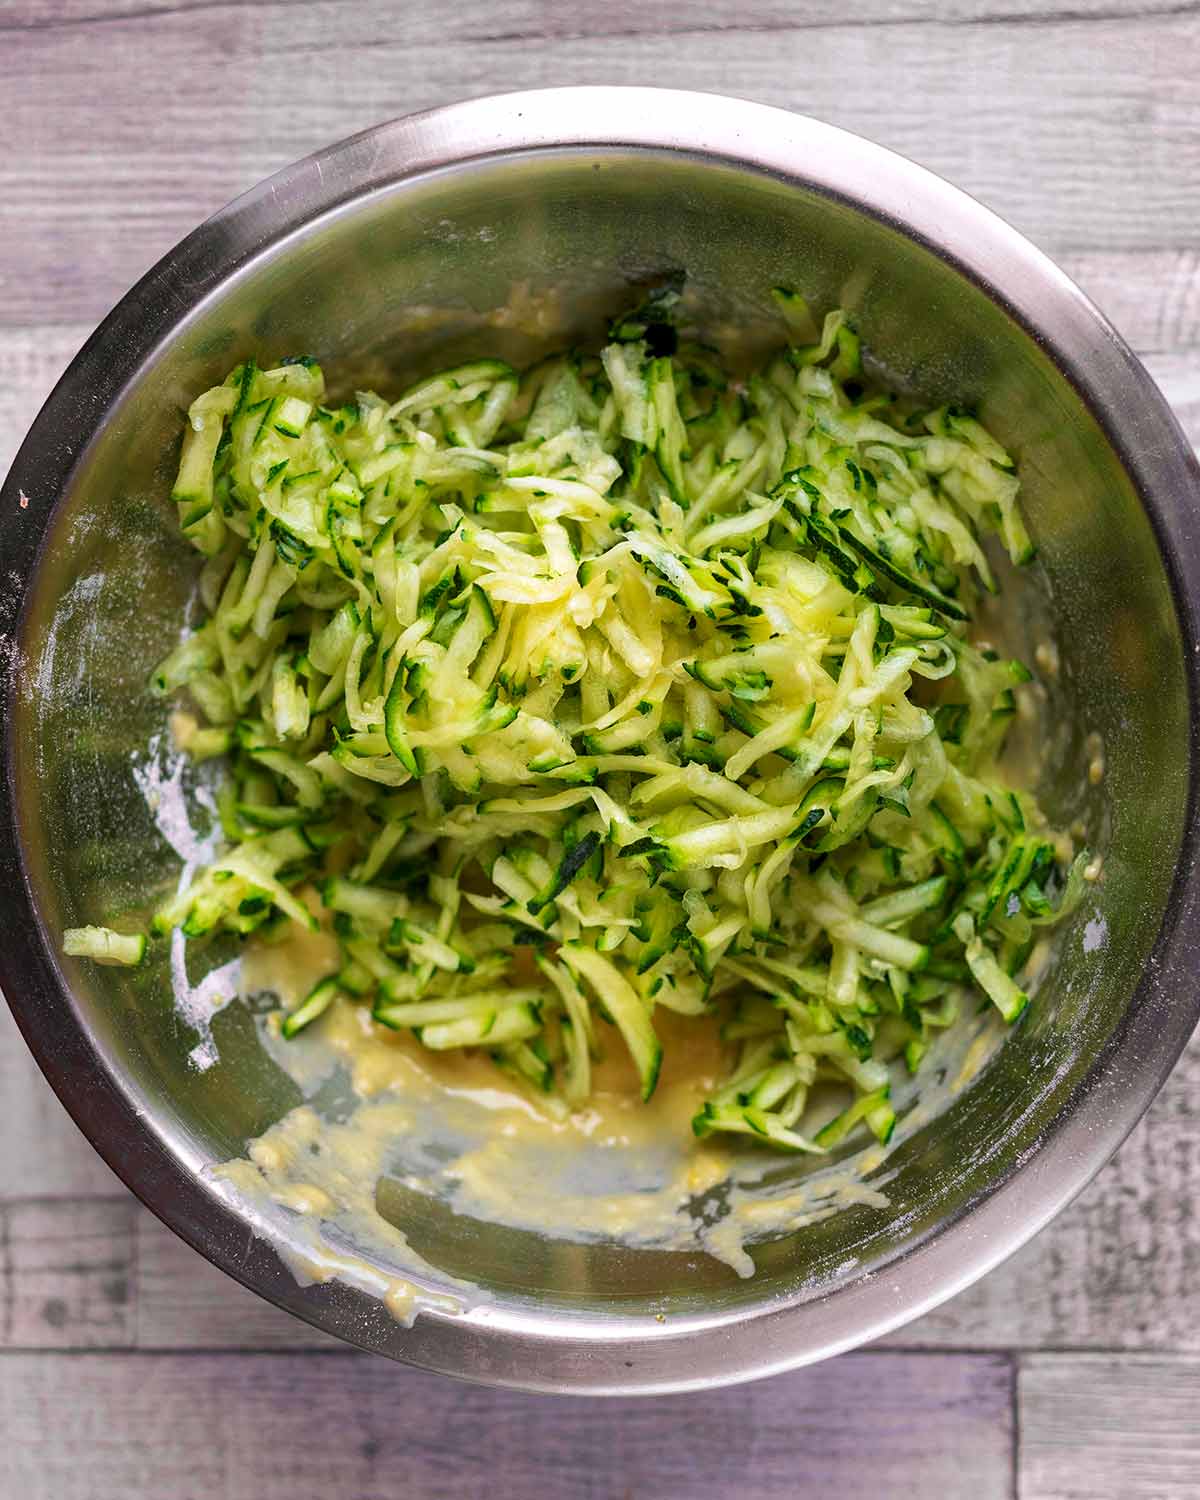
[4,3,1199,1496]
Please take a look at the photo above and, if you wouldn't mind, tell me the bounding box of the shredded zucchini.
[63,926,147,966]
[92,290,1088,1153]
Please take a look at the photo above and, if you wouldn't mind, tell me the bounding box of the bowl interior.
[7,139,1191,1355]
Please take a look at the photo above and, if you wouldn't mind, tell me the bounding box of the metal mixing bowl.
[2,88,1198,1393]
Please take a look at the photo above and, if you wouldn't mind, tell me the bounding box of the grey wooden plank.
[1019,1354,1200,1500]
[0,1198,135,1349]
[0,1002,125,1199]
[1061,249,1200,356]
[1144,351,1200,448]
[0,323,89,478]
[134,1207,340,1349]
[2,8,1198,325]
[2,0,1184,33]
[889,1024,1200,1352]
[0,1349,1014,1499]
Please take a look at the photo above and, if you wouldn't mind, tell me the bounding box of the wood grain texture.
[0,1198,136,1349]
[1020,1355,1200,1500]
[887,1024,1200,1352]
[0,325,90,481]
[0,1004,125,1200]
[2,2,1199,325]
[1064,250,1200,356]
[1143,352,1200,450]
[4,0,1190,31]
[134,1207,339,1350]
[0,1349,1015,1499]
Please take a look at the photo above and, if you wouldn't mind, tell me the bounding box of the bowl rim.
[2,86,1199,1393]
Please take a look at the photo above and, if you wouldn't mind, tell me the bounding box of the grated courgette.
[75,288,1091,1153]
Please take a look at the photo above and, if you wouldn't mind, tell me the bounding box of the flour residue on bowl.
[26,571,106,774]
[133,730,237,1070]
[1083,915,1109,954]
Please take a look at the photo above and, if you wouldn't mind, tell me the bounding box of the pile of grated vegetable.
[65,284,1086,1154]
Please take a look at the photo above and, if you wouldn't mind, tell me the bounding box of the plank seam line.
[1010,1353,1021,1500]
[0,0,307,36]
[0,1194,137,1210]
[2,0,1198,39]
[0,1204,11,1347]
[470,2,1200,42]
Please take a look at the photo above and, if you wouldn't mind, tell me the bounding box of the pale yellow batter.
[210,923,1005,1318]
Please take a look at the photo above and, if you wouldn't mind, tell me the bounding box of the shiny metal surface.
[2,88,1198,1393]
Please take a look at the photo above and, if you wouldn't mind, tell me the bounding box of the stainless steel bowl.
[3,88,1198,1393]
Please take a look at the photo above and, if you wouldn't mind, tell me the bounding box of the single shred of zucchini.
[63,926,147,966]
[89,294,1085,1152]
[281,975,340,1038]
